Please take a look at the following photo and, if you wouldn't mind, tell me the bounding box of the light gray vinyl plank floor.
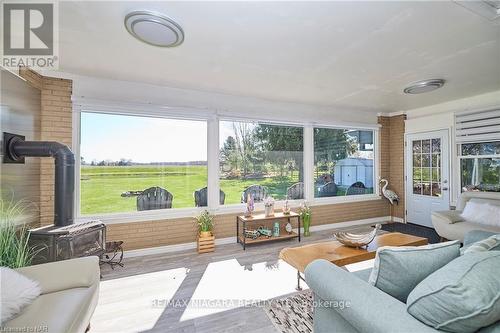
[92,224,380,333]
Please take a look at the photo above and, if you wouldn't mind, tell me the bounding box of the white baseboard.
[123,215,392,258]
[392,217,404,223]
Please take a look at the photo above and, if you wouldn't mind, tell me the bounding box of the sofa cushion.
[5,285,98,333]
[407,251,500,333]
[464,230,500,247]
[0,267,41,324]
[351,268,372,282]
[477,322,500,333]
[462,234,500,254]
[368,240,460,303]
[433,218,500,243]
[480,204,500,227]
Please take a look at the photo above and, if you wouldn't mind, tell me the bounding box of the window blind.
[455,108,500,143]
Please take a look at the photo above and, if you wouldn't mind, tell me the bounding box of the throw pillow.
[407,251,500,333]
[368,240,460,303]
[462,234,500,255]
[460,200,484,221]
[0,267,41,324]
[480,204,500,227]
[461,201,500,226]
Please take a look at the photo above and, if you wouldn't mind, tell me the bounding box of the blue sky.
[80,112,208,163]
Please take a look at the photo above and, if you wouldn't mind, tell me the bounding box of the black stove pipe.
[7,136,75,227]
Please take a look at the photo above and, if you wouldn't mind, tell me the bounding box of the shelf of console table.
[236,211,301,250]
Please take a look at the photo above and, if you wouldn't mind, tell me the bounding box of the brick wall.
[18,68,406,251]
[19,68,73,226]
[378,115,406,220]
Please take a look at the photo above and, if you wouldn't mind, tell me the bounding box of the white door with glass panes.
[406,130,450,228]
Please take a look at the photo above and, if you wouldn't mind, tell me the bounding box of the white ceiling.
[59,1,500,114]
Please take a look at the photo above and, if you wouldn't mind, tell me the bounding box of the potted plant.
[196,210,215,253]
[264,196,275,217]
[0,195,38,268]
[299,201,312,237]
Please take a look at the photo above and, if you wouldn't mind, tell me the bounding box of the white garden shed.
[334,158,373,188]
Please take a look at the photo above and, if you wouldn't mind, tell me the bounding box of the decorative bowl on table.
[333,224,381,249]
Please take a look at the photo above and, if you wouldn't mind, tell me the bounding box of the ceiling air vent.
[453,0,500,20]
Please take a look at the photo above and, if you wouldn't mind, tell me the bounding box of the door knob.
[442,187,449,191]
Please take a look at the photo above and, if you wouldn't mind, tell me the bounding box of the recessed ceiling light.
[124,10,184,47]
[403,79,445,94]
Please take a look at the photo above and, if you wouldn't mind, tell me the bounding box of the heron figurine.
[380,179,399,222]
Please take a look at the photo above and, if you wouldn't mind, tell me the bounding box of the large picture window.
[219,121,304,204]
[76,110,380,219]
[79,112,207,215]
[460,142,500,192]
[314,128,374,197]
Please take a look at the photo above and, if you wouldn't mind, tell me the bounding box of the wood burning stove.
[3,133,107,264]
[29,221,106,264]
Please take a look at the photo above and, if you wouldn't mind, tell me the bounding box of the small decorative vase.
[273,222,280,237]
[282,200,291,215]
[265,204,274,217]
[302,214,311,237]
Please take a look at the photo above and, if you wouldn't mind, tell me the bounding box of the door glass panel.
[422,168,431,182]
[413,154,422,167]
[422,182,431,196]
[413,182,422,195]
[412,138,442,197]
[432,168,441,182]
[432,183,441,197]
[432,154,440,167]
[432,139,441,153]
[422,140,431,153]
[422,154,431,167]
[413,140,422,153]
[413,168,422,194]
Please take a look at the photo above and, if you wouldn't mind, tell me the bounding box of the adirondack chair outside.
[286,182,304,200]
[317,181,337,197]
[346,181,367,196]
[241,185,268,203]
[137,186,173,211]
[194,187,225,207]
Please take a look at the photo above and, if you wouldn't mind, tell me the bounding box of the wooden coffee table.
[279,232,428,290]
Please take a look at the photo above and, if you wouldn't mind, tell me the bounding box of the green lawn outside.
[80,165,299,215]
[80,165,374,215]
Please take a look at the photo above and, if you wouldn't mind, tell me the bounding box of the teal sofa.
[305,230,500,333]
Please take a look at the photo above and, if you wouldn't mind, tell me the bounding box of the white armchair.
[432,191,500,242]
[4,256,100,333]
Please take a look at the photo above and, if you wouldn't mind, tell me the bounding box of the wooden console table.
[236,211,301,250]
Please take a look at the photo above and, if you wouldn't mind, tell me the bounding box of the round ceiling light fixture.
[124,10,184,47]
[403,79,445,94]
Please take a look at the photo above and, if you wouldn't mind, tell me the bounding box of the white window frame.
[457,142,500,193]
[310,125,380,206]
[73,99,381,224]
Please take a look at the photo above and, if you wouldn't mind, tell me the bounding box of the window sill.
[76,207,205,225]
[311,194,382,206]
[76,195,383,225]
